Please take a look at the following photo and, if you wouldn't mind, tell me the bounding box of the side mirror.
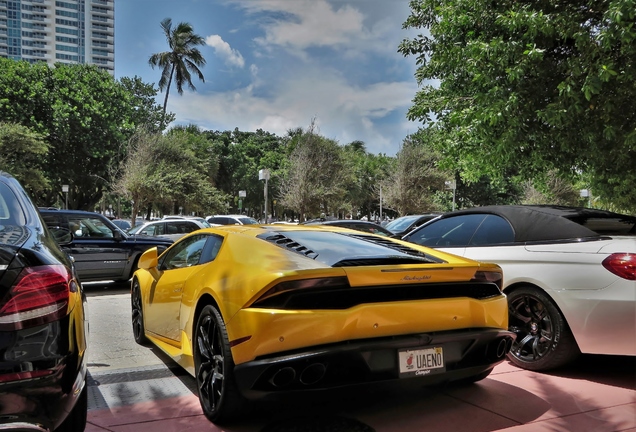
[113,230,123,241]
[138,247,158,270]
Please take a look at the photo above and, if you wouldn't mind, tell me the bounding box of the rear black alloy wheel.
[507,287,580,371]
[131,279,149,345]
[194,305,243,424]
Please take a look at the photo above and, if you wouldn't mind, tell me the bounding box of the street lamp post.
[259,169,270,223]
[239,190,246,214]
[62,184,69,209]
[379,185,383,222]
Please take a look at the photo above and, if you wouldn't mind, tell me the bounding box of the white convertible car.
[403,205,635,371]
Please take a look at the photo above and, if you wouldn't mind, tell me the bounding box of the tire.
[131,279,149,345]
[56,382,87,432]
[507,287,580,371]
[194,305,244,424]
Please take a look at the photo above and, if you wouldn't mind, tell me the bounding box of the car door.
[66,214,130,281]
[144,234,209,340]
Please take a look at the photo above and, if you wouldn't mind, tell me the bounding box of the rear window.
[0,182,26,227]
[385,215,420,232]
[571,216,636,236]
[260,230,443,266]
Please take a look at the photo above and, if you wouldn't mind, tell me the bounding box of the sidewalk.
[85,355,636,432]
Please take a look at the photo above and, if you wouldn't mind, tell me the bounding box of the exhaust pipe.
[299,363,326,385]
[496,338,508,359]
[269,367,296,388]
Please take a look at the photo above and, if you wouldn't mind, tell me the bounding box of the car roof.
[433,205,636,242]
[39,208,106,216]
[211,214,252,218]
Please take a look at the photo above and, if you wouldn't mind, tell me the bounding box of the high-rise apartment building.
[0,0,114,73]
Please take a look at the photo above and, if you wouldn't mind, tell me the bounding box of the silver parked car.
[128,218,210,241]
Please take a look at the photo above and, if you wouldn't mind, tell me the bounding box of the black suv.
[40,209,174,283]
[0,171,88,430]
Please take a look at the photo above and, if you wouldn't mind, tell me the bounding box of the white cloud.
[205,34,245,68]
[167,68,417,155]
[232,0,406,57]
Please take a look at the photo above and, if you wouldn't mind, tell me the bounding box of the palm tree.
[148,18,206,122]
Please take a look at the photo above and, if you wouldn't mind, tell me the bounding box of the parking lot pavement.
[83,287,635,432]
[85,355,636,432]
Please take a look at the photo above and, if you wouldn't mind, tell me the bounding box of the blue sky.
[115,0,420,155]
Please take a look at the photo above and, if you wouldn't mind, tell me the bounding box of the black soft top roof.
[437,205,636,242]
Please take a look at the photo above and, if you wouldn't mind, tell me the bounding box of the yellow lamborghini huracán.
[131,224,513,424]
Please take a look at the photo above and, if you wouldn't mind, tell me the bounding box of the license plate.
[398,347,445,377]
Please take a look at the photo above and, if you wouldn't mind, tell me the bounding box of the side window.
[469,215,515,246]
[166,222,180,234]
[183,221,198,233]
[0,183,25,226]
[407,214,486,248]
[69,216,114,238]
[161,235,208,270]
[141,223,163,236]
[200,235,224,264]
[41,213,64,229]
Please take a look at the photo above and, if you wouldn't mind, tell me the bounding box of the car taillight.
[470,271,503,291]
[602,253,636,281]
[0,265,71,330]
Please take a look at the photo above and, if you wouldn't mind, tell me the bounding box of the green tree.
[114,128,227,222]
[278,121,347,221]
[341,142,393,220]
[522,170,582,206]
[0,59,136,209]
[119,76,176,133]
[206,128,287,219]
[0,123,50,196]
[149,18,206,121]
[380,134,448,216]
[400,0,636,211]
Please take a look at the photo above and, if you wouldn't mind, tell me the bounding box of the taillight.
[471,271,503,291]
[602,253,636,281]
[0,265,71,330]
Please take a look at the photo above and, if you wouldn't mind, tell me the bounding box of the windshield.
[127,224,144,234]
[385,215,421,232]
[238,217,259,225]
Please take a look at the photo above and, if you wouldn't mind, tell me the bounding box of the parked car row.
[2,167,634,429]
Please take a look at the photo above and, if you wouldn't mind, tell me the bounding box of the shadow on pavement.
[542,354,636,390]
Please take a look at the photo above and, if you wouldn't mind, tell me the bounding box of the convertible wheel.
[194,305,244,424]
[507,287,580,371]
[131,279,149,345]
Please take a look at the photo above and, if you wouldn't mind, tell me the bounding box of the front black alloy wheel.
[131,279,149,345]
[194,305,244,424]
[507,287,580,371]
